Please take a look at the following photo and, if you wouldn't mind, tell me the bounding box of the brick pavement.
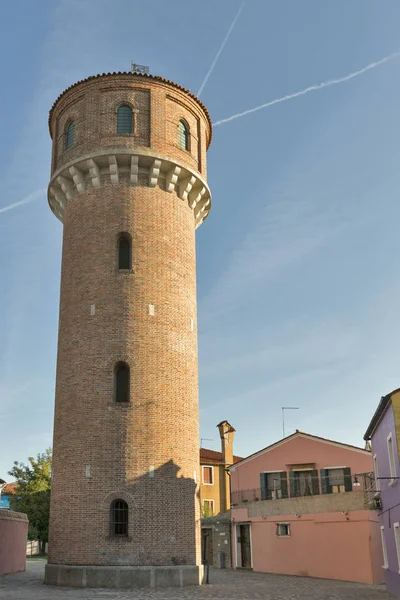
[0,560,393,599]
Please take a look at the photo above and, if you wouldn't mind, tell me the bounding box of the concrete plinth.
[44,563,204,588]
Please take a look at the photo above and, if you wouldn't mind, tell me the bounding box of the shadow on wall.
[97,459,199,567]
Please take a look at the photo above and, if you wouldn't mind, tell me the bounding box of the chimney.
[218,420,235,466]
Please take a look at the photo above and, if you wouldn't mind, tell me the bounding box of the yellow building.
[200,421,242,516]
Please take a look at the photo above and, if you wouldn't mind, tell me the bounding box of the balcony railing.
[231,472,376,506]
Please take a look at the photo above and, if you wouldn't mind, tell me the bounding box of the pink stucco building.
[229,431,383,584]
[0,509,28,576]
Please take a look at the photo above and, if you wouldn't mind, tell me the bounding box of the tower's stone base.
[44,563,204,588]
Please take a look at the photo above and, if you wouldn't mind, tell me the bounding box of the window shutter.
[289,471,295,498]
[343,467,352,492]
[280,471,288,498]
[320,469,331,494]
[260,473,267,500]
[311,469,320,495]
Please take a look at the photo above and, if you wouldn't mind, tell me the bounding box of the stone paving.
[0,559,394,599]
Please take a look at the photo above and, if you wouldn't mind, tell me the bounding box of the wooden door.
[239,524,252,568]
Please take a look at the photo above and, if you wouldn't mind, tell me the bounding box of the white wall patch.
[149,465,155,478]
[85,465,91,478]
[90,304,95,316]
[149,304,155,316]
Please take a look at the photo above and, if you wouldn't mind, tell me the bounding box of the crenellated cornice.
[48,149,211,229]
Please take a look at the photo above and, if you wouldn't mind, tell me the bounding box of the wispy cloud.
[0,189,45,215]
[197,1,245,97]
[214,50,400,126]
[199,186,350,323]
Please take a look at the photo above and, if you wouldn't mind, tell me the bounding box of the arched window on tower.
[118,233,131,270]
[117,105,133,134]
[65,121,75,149]
[110,499,128,536]
[115,363,130,403]
[178,120,189,150]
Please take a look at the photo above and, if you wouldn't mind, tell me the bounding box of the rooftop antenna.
[282,407,299,438]
[201,438,213,447]
[131,62,150,75]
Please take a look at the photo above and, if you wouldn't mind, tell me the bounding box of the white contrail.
[214,50,400,126]
[0,188,45,214]
[197,1,245,97]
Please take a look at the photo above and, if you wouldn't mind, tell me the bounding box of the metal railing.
[231,472,376,505]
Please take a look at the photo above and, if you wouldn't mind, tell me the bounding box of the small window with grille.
[117,105,133,134]
[276,523,290,537]
[65,121,75,149]
[178,120,189,150]
[110,499,128,536]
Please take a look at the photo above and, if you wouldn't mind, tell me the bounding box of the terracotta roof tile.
[2,483,17,495]
[200,448,243,465]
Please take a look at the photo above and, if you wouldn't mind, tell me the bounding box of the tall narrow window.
[117,105,133,134]
[110,499,128,536]
[65,121,74,149]
[178,120,189,150]
[373,454,380,491]
[381,526,389,569]
[387,433,397,485]
[115,363,130,403]
[118,234,131,270]
[395,523,400,572]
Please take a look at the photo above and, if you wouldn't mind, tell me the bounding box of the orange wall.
[231,436,373,492]
[200,464,226,515]
[232,510,384,584]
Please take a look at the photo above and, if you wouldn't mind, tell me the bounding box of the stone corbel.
[165,165,181,193]
[188,185,206,210]
[50,186,66,216]
[179,175,196,203]
[69,166,86,193]
[57,176,74,201]
[149,158,161,187]
[88,159,101,188]
[130,155,139,185]
[108,155,119,184]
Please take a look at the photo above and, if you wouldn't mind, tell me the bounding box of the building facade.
[45,71,212,588]
[229,431,383,584]
[200,421,242,569]
[200,421,242,517]
[0,483,16,509]
[365,388,400,597]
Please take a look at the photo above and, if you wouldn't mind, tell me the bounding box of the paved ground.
[0,560,394,599]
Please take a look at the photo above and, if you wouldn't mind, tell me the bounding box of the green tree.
[8,448,52,555]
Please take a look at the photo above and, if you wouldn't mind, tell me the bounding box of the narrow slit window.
[110,499,128,536]
[178,120,189,150]
[65,121,75,149]
[115,363,130,403]
[117,105,133,134]
[118,234,131,270]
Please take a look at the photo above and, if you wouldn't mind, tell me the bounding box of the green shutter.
[260,473,267,500]
[344,468,352,492]
[320,469,331,494]
[289,471,296,498]
[311,469,320,495]
[280,471,288,498]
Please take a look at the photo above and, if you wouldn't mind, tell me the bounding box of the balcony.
[231,472,377,517]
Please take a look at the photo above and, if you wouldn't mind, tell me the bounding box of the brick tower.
[45,70,212,588]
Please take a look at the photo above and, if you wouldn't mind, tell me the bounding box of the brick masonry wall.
[48,74,211,568]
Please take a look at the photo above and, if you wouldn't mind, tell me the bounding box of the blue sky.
[1,0,400,479]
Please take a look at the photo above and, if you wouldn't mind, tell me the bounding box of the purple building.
[365,387,400,598]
